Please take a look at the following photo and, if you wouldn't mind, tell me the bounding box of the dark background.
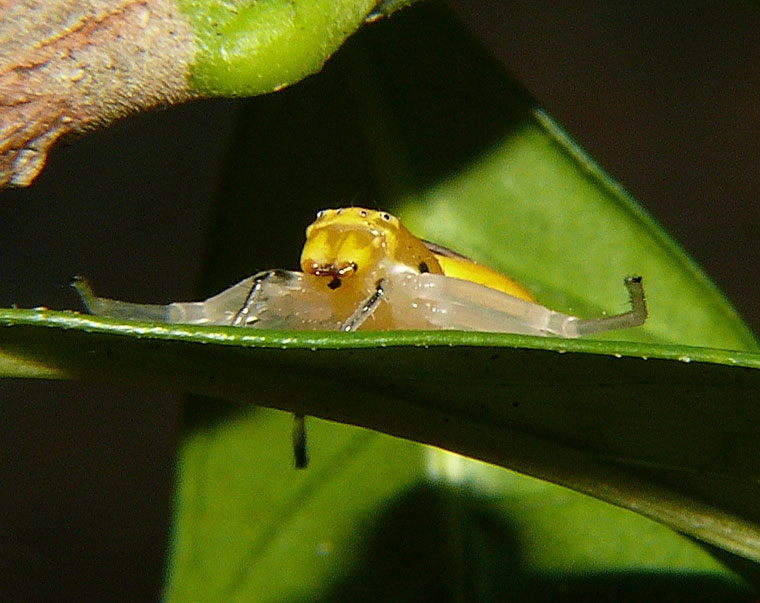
[0,1,758,599]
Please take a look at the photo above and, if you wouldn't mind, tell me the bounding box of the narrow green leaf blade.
[1,311,759,571]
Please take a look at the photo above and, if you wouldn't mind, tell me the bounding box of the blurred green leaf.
[2,2,759,601]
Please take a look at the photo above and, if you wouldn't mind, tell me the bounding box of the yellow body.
[426,246,536,302]
[300,207,536,303]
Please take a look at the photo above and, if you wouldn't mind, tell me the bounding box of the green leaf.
[2,2,759,600]
[1,313,759,596]
[399,109,758,350]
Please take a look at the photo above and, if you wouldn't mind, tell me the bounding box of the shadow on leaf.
[300,483,752,603]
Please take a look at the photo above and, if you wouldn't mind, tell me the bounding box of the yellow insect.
[75,207,647,468]
[75,207,647,337]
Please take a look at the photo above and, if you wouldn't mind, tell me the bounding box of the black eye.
[360,209,368,217]
[418,261,429,273]
[381,212,392,222]
[316,210,326,218]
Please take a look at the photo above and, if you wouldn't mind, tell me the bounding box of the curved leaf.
[0,312,759,590]
[400,110,758,350]
[2,3,758,600]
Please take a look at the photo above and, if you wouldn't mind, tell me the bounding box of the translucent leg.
[72,275,259,325]
[393,273,647,337]
[226,271,342,330]
[571,276,647,336]
[72,276,177,322]
[231,271,274,326]
[72,271,344,329]
[339,280,385,332]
